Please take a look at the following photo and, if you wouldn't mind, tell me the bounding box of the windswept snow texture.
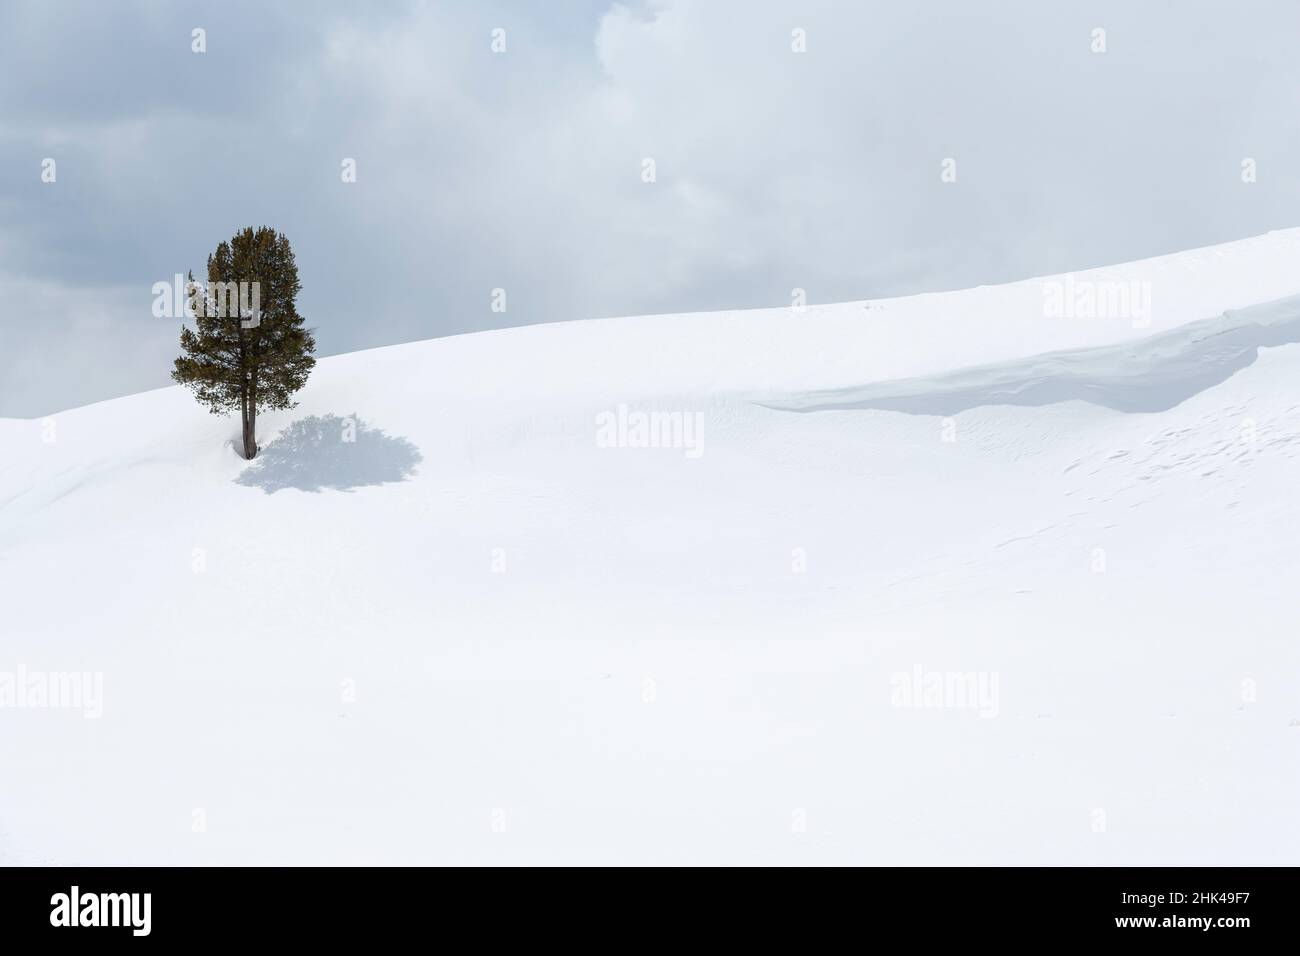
[2,230,1300,865]
[762,296,1300,415]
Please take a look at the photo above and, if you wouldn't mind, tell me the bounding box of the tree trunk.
[245,405,257,460]
[240,389,256,460]
[243,341,259,460]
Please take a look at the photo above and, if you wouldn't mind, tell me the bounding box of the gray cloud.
[3,0,1299,416]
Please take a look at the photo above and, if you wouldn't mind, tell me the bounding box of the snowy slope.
[2,231,1299,865]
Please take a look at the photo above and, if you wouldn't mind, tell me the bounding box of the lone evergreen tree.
[172,227,315,459]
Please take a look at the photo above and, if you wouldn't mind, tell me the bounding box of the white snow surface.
[3,230,1299,864]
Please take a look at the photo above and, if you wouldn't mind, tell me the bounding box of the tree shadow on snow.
[235,414,422,494]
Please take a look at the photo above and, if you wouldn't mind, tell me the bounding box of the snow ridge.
[759,295,1300,415]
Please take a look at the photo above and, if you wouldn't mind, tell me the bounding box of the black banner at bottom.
[0,866,1288,942]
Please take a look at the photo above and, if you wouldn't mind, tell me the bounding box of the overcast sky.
[3,0,1299,417]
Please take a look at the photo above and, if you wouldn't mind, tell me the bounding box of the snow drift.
[2,230,1299,865]
[762,295,1300,415]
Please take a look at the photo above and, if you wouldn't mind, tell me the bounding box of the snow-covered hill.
[3,231,1299,864]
